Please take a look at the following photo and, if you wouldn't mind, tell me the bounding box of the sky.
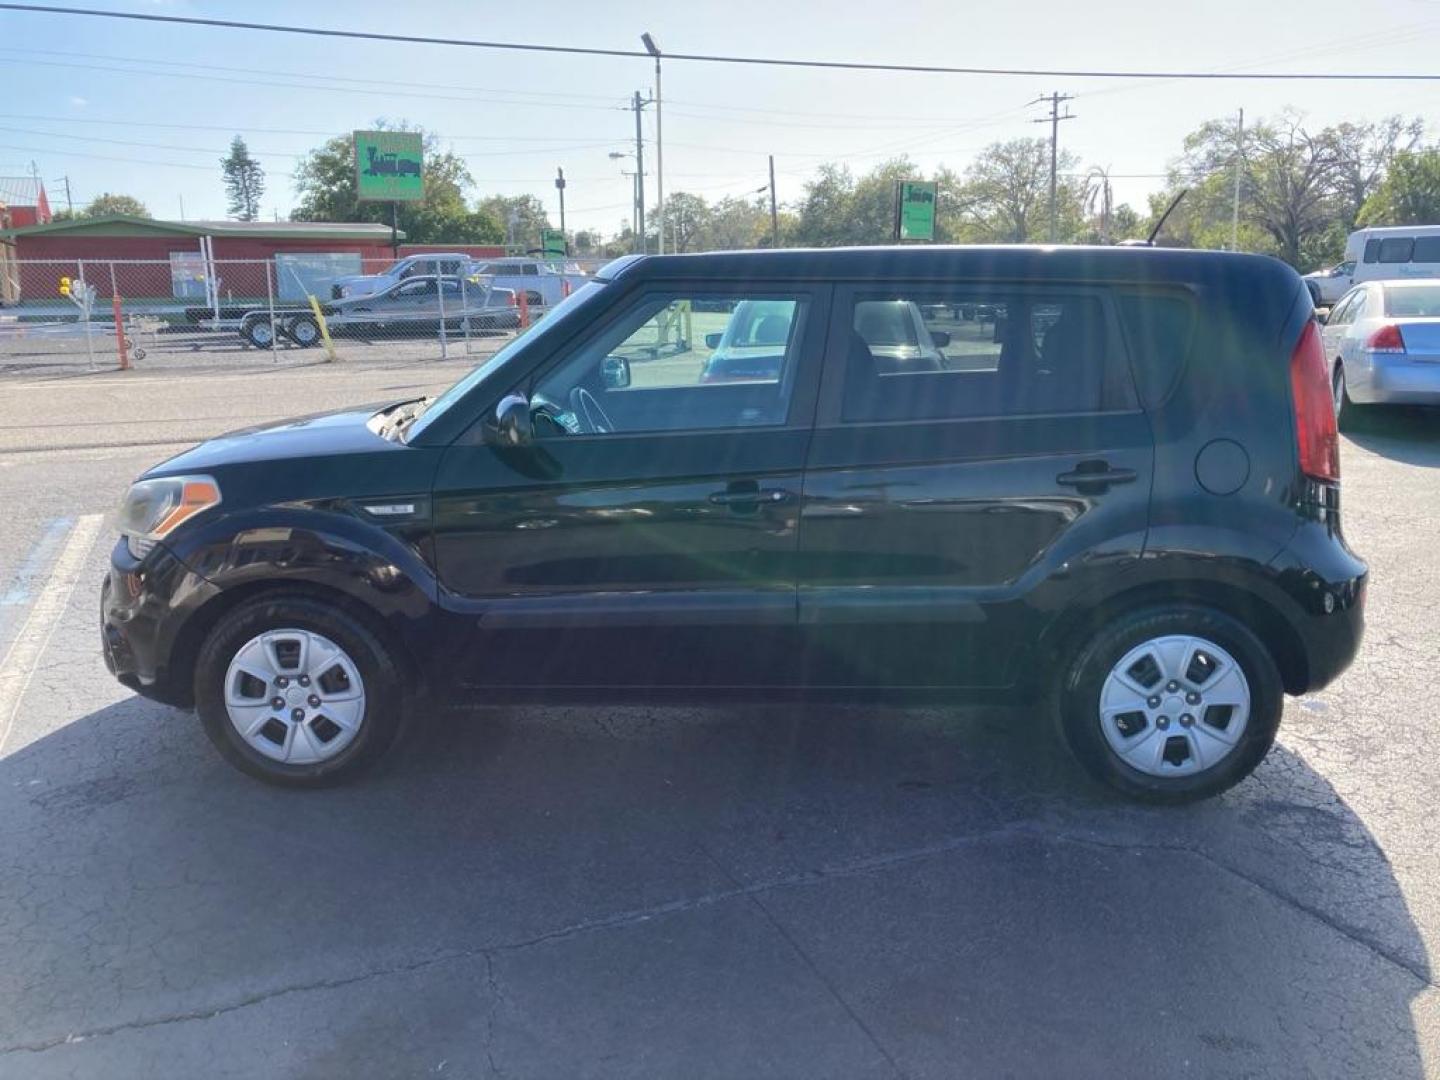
[3,0,1440,243]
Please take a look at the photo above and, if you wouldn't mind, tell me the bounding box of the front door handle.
[708,485,794,506]
[1056,460,1137,494]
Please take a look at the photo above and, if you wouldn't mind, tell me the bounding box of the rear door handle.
[1056,461,1137,493]
[708,487,794,506]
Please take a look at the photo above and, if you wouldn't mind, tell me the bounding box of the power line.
[0,113,632,145]
[7,4,1440,81]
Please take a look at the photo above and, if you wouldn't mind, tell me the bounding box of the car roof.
[602,245,1293,286]
[1378,278,1440,288]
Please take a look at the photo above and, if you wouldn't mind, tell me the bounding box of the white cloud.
[69,96,88,108]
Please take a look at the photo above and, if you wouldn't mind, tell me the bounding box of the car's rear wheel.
[1333,360,1360,426]
[1056,606,1282,803]
[195,596,405,787]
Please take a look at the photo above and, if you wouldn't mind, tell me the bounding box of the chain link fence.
[0,257,532,376]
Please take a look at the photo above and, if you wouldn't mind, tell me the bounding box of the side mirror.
[705,332,723,349]
[487,392,533,447]
[601,355,631,390]
[930,330,951,348]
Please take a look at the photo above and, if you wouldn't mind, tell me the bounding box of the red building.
[0,216,505,303]
[0,178,51,229]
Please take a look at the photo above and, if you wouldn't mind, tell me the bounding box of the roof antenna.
[1147,188,1188,245]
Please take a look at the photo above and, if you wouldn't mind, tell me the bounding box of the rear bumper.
[1268,521,1367,694]
[1360,355,1440,404]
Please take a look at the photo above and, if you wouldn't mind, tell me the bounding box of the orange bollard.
[112,294,130,370]
[517,288,530,329]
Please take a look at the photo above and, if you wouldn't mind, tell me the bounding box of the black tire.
[194,596,406,787]
[1333,361,1361,428]
[240,316,278,349]
[1055,605,1283,803]
[284,314,321,348]
[1306,281,1322,308]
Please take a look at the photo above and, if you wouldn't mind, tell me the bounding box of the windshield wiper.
[379,397,430,441]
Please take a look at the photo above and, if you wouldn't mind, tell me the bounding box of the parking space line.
[0,513,105,757]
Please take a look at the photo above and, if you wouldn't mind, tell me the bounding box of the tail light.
[1290,320,1340,483]
[1364,323,1406,353]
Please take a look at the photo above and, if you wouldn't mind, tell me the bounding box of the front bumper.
[101,539,217,707]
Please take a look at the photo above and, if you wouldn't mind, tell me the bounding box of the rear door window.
[837,289,1116,423]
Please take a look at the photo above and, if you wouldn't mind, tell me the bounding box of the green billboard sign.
[354,131,424,202]
[541,228,567,258]
[895,180,937,242]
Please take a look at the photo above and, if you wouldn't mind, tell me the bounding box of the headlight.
[118,474,221,558]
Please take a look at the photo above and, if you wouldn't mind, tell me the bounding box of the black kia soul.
[102,246,1365,802]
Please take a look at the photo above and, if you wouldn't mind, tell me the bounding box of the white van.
[1307,225,1440,304]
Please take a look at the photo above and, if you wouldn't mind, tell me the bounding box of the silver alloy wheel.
[1098,634,1251,778]
[223,629,366,765]
[249,321,274,347]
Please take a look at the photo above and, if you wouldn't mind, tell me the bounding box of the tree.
[1329,116,1423,228]
[949,138,1076,243]
[292,122,502,244]
[474,194,550,249]
[655,191,711,252]
[220,135,265,221]
[80,193,150,218]
[1146,112,1428,266]
[708,195,771,249]
[1358,149,1440,226]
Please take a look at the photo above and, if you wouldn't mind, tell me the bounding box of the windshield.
[404,280,607,441]
[1384,285,1440,317]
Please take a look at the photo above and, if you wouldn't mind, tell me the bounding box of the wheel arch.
[1037,579,1309,696]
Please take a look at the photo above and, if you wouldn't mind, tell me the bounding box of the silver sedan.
[1322,279,1440,418]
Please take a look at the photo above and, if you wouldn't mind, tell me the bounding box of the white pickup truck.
[330,253,472,301]
[465,257,588,309]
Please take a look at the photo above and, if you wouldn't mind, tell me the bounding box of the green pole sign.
[354,131,425,202]
[541,228,568,258]
[895,180,938,242]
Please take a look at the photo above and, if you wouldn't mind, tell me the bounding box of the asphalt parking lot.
[1,358,1438,1078]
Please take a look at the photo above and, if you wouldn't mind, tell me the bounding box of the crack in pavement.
[3,821,1431,1058]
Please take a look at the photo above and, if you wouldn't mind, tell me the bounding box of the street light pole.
[642,33,663,256]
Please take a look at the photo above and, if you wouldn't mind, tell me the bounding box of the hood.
[148,404,406,475]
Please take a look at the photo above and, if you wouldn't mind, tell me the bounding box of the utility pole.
[1231,107,1244,251]
[555,166,567,247]
[1031,92,1075,243]
[58,175,73,216]
[768,155,780,247]
[631,90,654,254]
[641,33,664,255]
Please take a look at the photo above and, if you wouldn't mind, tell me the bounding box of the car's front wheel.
[1056,606,1282,803]
[194,596,405,787]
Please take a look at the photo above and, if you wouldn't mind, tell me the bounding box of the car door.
[429,283,829,693]
[1321,289,1357,360]
[797,282,1153,690]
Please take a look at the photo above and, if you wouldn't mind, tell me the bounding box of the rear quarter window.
[1114,292,1195,409]
[1412,236,1440,263]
